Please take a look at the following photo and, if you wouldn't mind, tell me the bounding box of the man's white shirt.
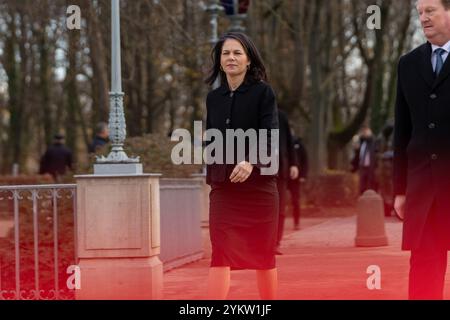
[431,40,450,72]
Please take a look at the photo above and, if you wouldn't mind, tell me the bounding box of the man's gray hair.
[96,122,108,134]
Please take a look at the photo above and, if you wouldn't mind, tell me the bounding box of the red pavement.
[163,211,450,300]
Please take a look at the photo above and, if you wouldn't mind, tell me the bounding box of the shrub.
[304,170,359,207]
[78,133,203,178]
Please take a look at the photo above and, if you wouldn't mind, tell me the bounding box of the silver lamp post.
[206,0,223,45]
[95,0,141,174]
[205,0,224,90]
[75,1,161,301]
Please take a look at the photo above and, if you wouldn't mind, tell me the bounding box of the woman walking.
[205,32,279,300]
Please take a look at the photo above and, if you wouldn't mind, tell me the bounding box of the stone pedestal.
[75,174,162,300]
[355,190,388,247]
[190,173,210,227]
[191,173,211,258]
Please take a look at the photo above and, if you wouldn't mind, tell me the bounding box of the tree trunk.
[65,25,82,164]
[86,0,109,124]
[289,0,306,113]
[36,21,53,147]
[4,14,22,172]
[308,0,326,176]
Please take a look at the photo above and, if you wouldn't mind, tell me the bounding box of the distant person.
[288,136,308,230]
[39,134,73,182]
[351,125,378,194]
[276,109,299,253]
[376,122,395,216]
[88,122,109,154]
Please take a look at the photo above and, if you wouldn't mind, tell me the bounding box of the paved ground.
[163,211,450,300]
[0,219,13,238]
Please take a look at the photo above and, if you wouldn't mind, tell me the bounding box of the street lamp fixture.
[205,0,224,90]
[205,0,224,45]
[95,0,141,174]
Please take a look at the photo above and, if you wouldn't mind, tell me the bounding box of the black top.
[277,109,298,180]
[205,81,279,185]
[351,136,378,172]
[293,136,308,179]
[39,143,73,178]
[88,136,108,153]
[394,42,450,249]
[394,42,450,196]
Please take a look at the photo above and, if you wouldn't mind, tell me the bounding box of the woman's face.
[220,39,250,78]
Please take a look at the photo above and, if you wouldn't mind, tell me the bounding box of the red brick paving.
[163,212,450,300]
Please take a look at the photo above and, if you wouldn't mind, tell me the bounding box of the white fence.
[0,178,205,299]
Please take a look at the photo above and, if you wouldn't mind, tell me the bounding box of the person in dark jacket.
[205,32,279,300]
[394,0,450,300]
[88,122,109,154]
[39,134,73,182]
[276,109,299,252]
[376,123,395,217]
[288,136,308,230]
[351,125,378,194]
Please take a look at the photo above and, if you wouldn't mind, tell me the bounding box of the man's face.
[417,0,450,46]
[102,128,109,138]
[361,128,372,138]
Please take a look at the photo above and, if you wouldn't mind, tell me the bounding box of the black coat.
[88,136,108,153]
[277,110,298,180]
[394,42,450,250]
[350,136,378,173]
[39,143,73,179]
[293,137,308,179]
[205,81,279,185]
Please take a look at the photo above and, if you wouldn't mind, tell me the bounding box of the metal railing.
[0,179,206,299]
[0,184,77,300]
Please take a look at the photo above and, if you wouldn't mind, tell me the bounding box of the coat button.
[430,93,437,99]
[431,154,438,160]
[429,123,436,129]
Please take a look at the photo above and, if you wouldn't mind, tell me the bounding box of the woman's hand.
[230,161,254,183]
[394,195,406,220]
[290,166,299,180]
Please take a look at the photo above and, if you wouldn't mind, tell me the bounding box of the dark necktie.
[435,48,446,77]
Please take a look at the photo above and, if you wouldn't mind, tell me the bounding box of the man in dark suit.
[88,122,109,154]
[276,109,299,253]
[394,0,450,300]
[288,136,308,230]
[39,134,73,182]
[351,125,378,194]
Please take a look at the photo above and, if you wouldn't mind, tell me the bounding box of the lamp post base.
[93,163,143,175]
